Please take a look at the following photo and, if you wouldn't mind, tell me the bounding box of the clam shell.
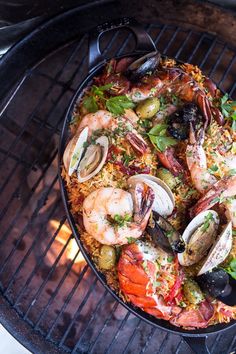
[77,135,108,182]
[128,174,174,217]
[178,210,219,267]
[63,127,89,176]
[198,221,232,276]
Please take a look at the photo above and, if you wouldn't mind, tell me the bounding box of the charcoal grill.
[0,1,236,353]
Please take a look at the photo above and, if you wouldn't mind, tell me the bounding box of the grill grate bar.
[163,27,180,55]
[0,146,35,169]
[103,312,131,354]
[23,233,74,320]
[175,338,183,354]
[34,247,81,329]
[187,33,206,62]
[153,24,168,46]
[71,289,109,354]
[0,35,86,169]
[227,334,236,353]
[46,264,89,339]
[158,333,169,353]
[218,53,236,88]
[59,276,98,348]
[208,44,227,77]
[3,192,60,298]
[0,148,58,246]
[0,172,59,277]
[121,319,142,354]
[199,37,218,68]
[87,301,120,353]
[229,81,236,96]
[13,216,67,307]
[175,30,193,59]
[139,326,156,354]
[210,333,222,353]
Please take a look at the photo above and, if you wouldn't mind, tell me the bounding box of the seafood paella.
[61,52,236,329]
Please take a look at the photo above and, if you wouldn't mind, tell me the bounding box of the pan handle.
[183,336,210,354]
[88,17,156,72]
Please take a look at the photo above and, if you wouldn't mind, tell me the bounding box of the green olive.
[136,97,160,119]
[183,279,204,305]
[98,245,116,270]
[156,168,177,189]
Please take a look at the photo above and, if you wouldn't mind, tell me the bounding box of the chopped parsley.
[122,152,135,166]
[220,93,236,131]
[83,95,98,113]
[165,230,174,238]
[142,260,148,273]
[159,96,166,111]
[112,213,132,228]
[167,256,174,263]
[208,164,219,174]
[229,169,236,176]
[148,123,177,152]
[153,280,161,288]
[201,213,214,232]
[222,258,236,280]
[127,237,136,244]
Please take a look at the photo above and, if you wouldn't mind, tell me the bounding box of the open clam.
[128,174,174,217]
[178,210,219,267]
[77,135,109,182]
[63,127,89,176]
[198,221,232,275]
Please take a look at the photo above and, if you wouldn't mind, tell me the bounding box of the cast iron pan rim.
[58,52,236,336]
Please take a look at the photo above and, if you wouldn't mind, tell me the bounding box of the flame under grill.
[0,19,236,354]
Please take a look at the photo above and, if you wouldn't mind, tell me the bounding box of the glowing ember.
[49,219,86,265]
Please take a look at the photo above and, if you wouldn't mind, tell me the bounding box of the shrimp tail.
[156,147,185,177]
[126,132,148,155]
[130,182,155,223]
[190,175,236,217]
[196,92,212,128]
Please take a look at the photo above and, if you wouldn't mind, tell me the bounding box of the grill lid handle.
[88,17,156,72]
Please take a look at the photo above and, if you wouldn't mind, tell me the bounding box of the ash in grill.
[0,14,236,354]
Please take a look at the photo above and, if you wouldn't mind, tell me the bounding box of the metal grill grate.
[0,22,236,354]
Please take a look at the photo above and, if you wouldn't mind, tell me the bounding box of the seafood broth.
[61,53,236,329]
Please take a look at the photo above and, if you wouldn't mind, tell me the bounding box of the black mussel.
[196,268,236,306]
[167,103,200,140]
[125,52,161,82]
[197,269,229,298]
[146,211,185,254]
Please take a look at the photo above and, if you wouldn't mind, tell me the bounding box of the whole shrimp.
[83,182,155,245]
[190,175,236,218]
[130,67,223,127]
[78,110,148,155]
[186,123,217,193]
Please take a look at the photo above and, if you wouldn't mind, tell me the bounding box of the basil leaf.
[83,96,98,113]
[106,95,135,115]
[148,124,177,152]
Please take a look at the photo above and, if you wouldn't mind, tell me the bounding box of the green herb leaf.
[127,237,136,244]
[167,256,174,263]
[106,95,135,115]
[91,83,113,97]
[83,96,98,113]
[113,213,132,228]
[201,212,214,232]
[148,124,177,152]
[223,257,236,280]
[122,152,135,166]
[229,169,236,176]
[220,93,236,130]
[208,164,218,174]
